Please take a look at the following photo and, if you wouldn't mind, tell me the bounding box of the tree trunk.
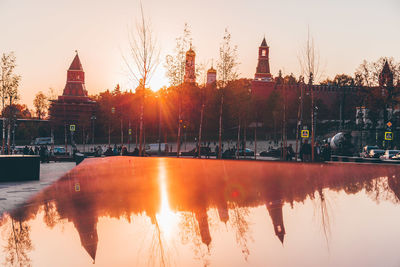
[177,100,182,158]
[7,120,10,154]
[236,119,240,159]
[139,99,144,156]
[295,84,302,161]
[243,120,247,159]
[2,122,4,154]
[120,118,123,148]
[254,116,257,160]
[311,86,315,161]
[198,102,204,158]
[218,93,224,159]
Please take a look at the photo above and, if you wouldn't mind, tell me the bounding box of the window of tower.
[262,49,266,56]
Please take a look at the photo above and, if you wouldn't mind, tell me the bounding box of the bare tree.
[165,23,191,87]
[298,29,321,161]
[165,23,191,157]
[123,3,159,156]
[216,28,239,158]
[0,52,20,154]
[33,91,48,119]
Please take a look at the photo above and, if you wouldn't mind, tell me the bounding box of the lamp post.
[109,107,115,147]
[91,115,96,144]
[12,115,16,152]
[157,95,162,156]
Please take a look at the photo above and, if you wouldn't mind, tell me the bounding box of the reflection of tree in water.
[312,189,331,250]
[179,212,210,267]
[41,202,60,229]
[147,216,169,267]
[2,216,33,267]
[228,204,252,261]
[365,177,400,204]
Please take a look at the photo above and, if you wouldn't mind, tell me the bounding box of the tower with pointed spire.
[49,52,96,142]
[255,37,272,81]
[251,37,275,98]
[184,45,196,84]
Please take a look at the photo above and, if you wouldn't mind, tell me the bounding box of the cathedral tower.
[206,64,217,85]
[184,45,196,84]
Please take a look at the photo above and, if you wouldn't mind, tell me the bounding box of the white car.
[145,143,169,155]
[380,150,400,160]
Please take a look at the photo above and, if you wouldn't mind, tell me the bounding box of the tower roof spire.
[261,37,268,47]
[69,51,83,70]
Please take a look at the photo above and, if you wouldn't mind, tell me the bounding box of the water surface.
[1,157,400,266]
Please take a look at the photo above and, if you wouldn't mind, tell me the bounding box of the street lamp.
[109,107,115,146]
[91,115,96,144]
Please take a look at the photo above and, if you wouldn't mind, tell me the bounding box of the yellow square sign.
[70,125,75,132]
[301,130,309,138]
[74,183,80,192]
[385,132,393,140]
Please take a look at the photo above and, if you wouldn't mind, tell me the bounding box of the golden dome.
[186,48,196,57]
[207,67,216,73]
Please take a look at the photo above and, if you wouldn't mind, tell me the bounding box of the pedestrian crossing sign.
[70,125,75,132]
[301,130,309,138]
[129,129,132,135]
[385,132,393,141]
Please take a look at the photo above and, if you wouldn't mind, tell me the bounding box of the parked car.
[145,143,169,155]
[380,150,400,160]
[53,147,68,156]
[368,149,385,158]
[360,145,379,158]
[221,148,254,159]
[392,152,400,160]
[31,137,54,146]
[260,148,281,157]
[181,146,213,157]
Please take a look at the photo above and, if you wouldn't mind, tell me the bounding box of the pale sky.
[1,0,399,109]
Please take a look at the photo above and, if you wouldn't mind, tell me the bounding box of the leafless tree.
[298,28,321,161]
[165,23,191,157]
[123,3,159,156]
[217,28,239,158]
[0,52,20,154]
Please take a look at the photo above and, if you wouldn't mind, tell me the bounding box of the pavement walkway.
[0,162,76,214]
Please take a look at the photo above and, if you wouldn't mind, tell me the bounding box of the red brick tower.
[49,52,96,141]
[251,37,275,99]
[59,52,89,101]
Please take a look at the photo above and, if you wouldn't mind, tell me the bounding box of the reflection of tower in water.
[195,208,211,247]
[266,200,286,244]
[73,214,98,263]
[217,203,229,224]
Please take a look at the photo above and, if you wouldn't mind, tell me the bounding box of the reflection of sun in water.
[156,159,179,240]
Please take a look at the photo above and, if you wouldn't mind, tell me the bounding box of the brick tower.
[49,52,96,142]
[251,37,275,98]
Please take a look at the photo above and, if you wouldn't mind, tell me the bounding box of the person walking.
[286,144,294,161]
[300,139,312,162]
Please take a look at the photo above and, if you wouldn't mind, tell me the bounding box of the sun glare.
[156,159,179,239]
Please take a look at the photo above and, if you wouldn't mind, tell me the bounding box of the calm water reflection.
[1,157,400,266]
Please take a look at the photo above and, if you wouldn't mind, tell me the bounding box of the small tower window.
[262,49,266,56]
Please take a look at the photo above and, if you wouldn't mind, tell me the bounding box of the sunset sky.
[1,0,399,108]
